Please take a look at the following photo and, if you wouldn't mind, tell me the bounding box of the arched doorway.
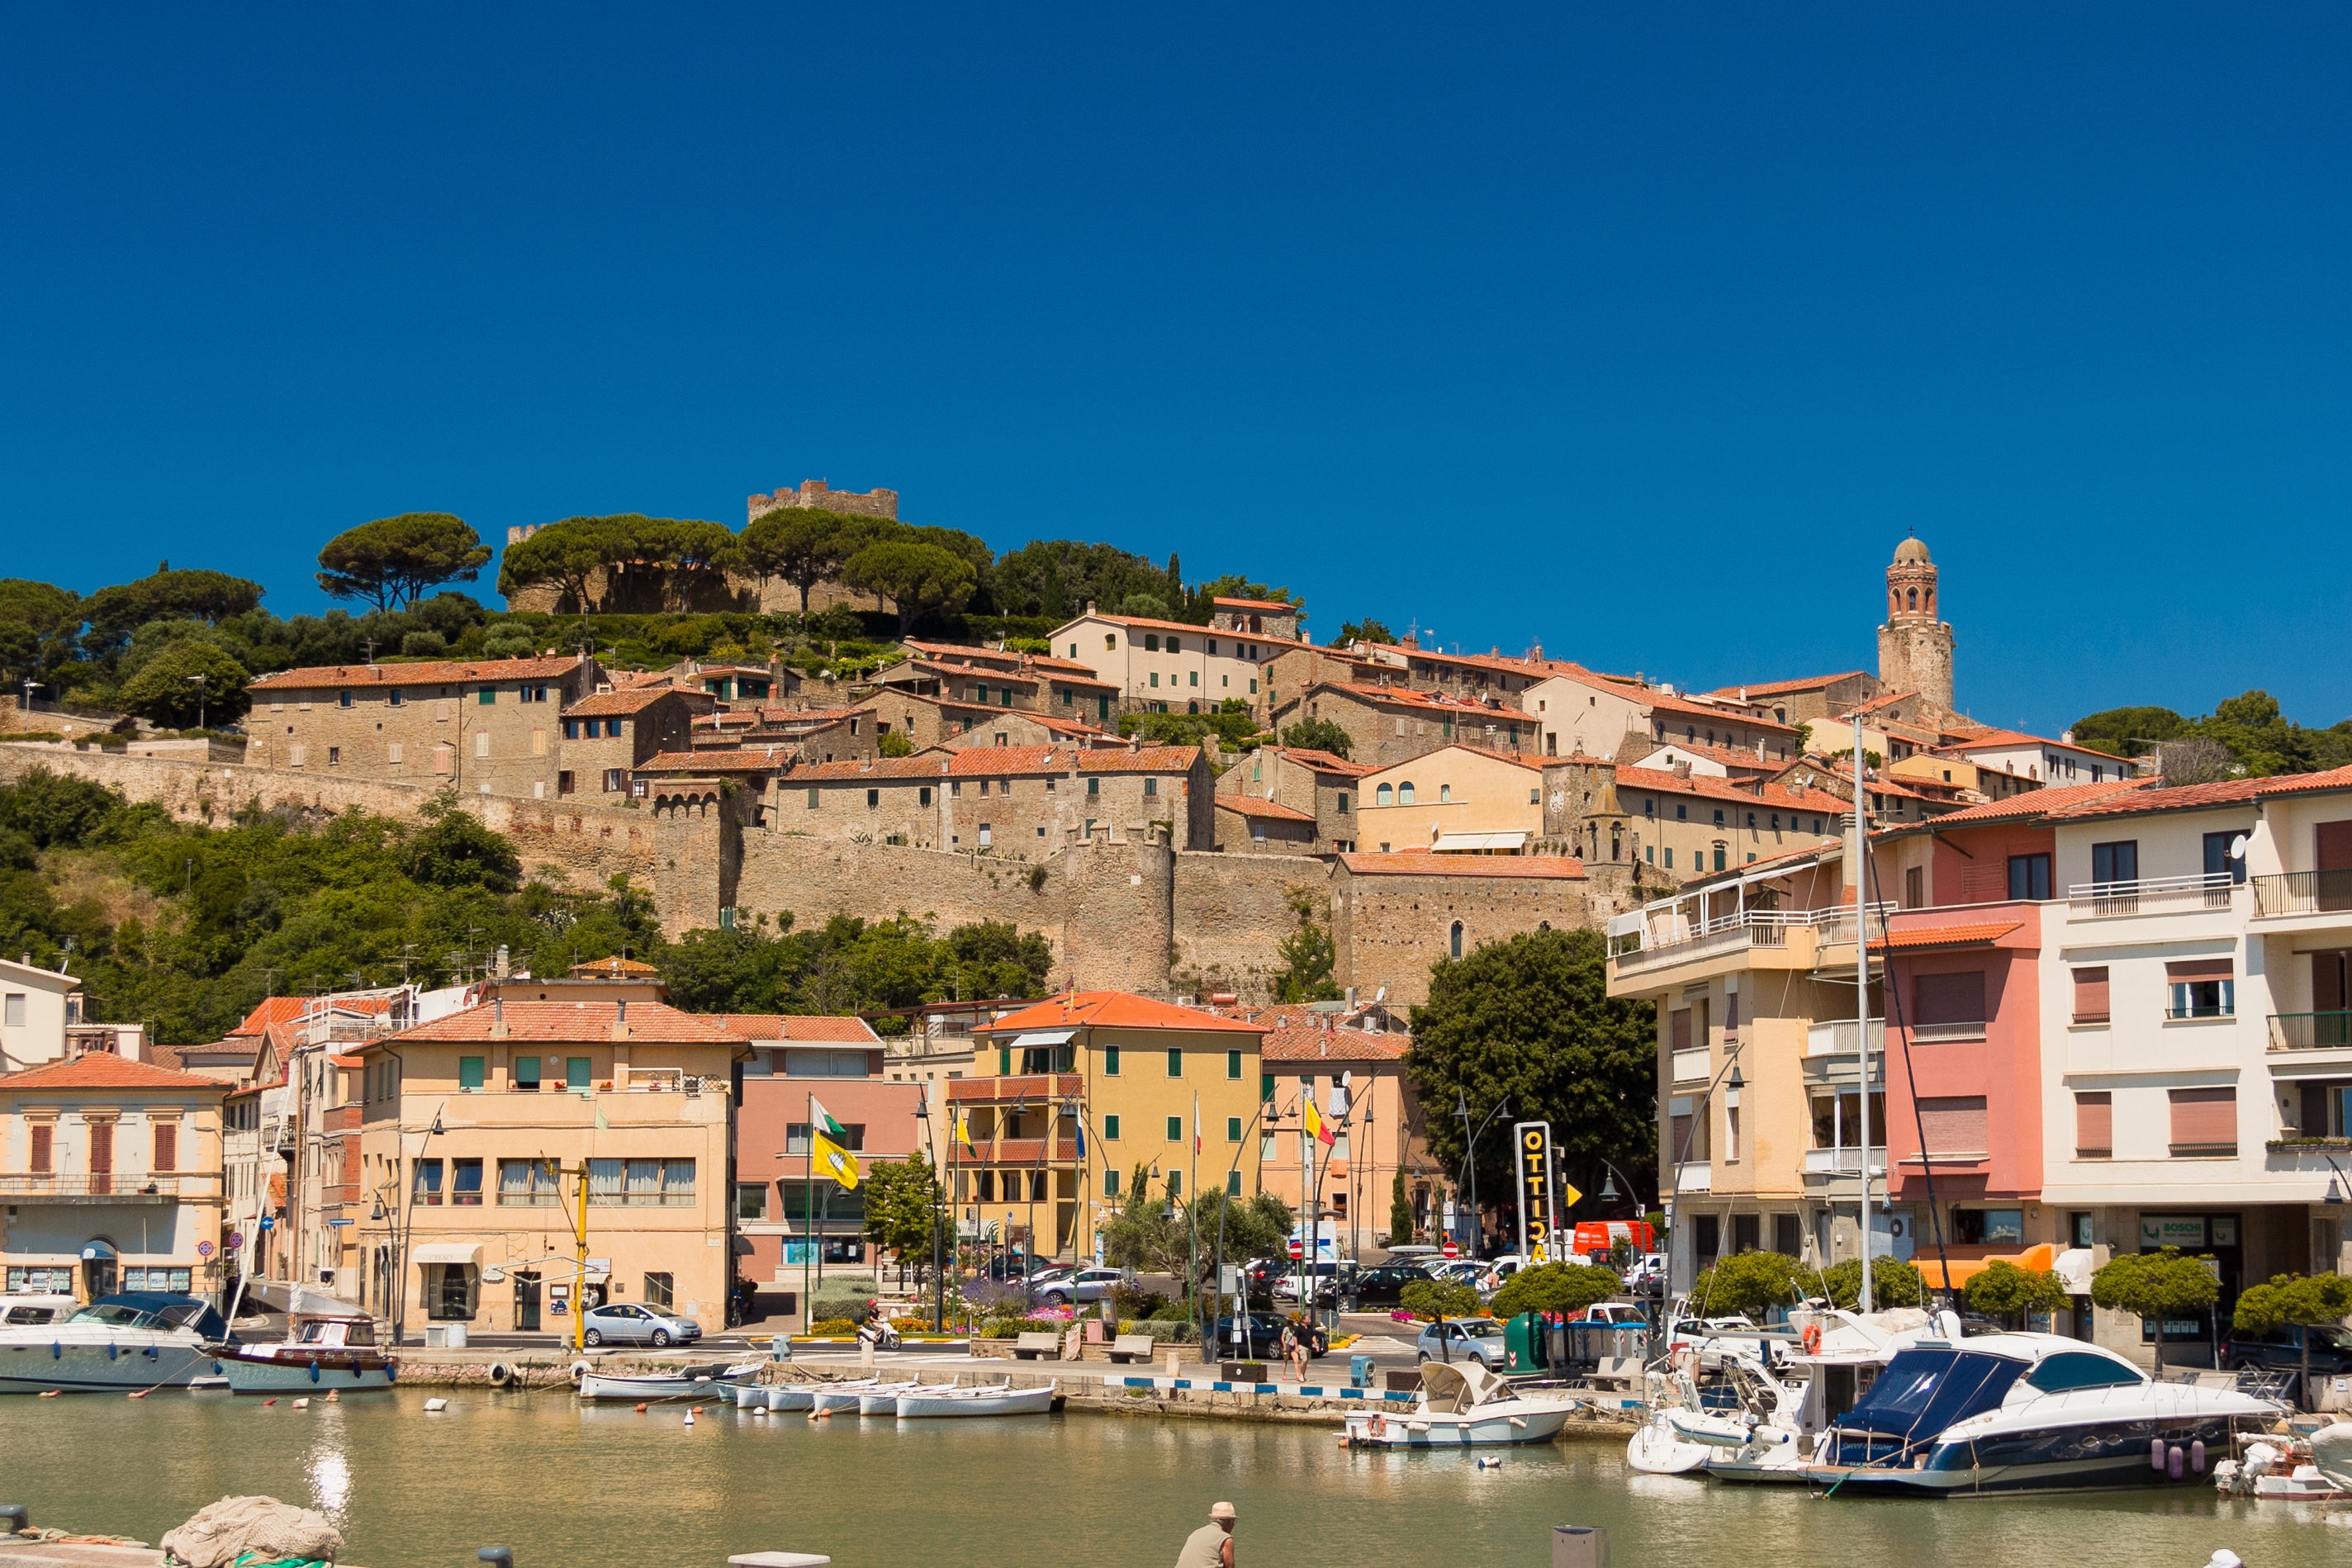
[80,1238,120,1300]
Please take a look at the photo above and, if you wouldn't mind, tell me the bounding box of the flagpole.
[803,1091,813,1326]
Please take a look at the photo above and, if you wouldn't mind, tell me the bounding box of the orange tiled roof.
[1615,765,1848,814]
[1638,737,1782,771]
[718,1014,882,1044]
[0,1051,228,1092]
[1216,795,1317,822]
[1264,746,1373,777]
[635,749,795,774]
[1259,1024,1407,1063]
[974,991,1266,1037]
[382,1000,745,1046]
[1361,742,1544,779]
[1320,683,1535,723]
[1709,672,1871,699]
[1213,596,1300,613]
[250,656,582,689]
[1338,853,1585,879]
[1871,920,2025,951]
[2256,764,2352,797]
[565,688,680,718]
[1074,611,1313,650]
[1076,747,1203,773]
[2039,777,2266,819]
[231,995,393,1038]
[570,956,661,978]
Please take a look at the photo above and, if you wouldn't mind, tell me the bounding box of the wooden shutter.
[2074,1092,2113,1156]
[1670,1009,1691,1052]
[2168,1087,2236,1151]
[29,1124,51,1172]
[1913,972,1987,1026]
[2072,967,2110,1023]
[2315,953,2349,1014]
[153,1122,177,1173]
[88,1121,112,1194]
[2317,820,2352,871]
[1917,1096,1989,1158]
[2165,959,2233,981]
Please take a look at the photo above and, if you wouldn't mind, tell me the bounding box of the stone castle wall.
[1171,851,1331,1002]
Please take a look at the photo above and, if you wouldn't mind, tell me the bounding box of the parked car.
[1035,1267,1123,1306]
[1210,1311,1330,1360]
[1414,1317,1507,1370]
[1430,1260,1498,1292]
[580,1301,702,1348]
[1335,1262,1436,1308]
[2222,1323,2352,1381]
[1622,1253,1668,1296]
[1272,1260,1345,1301]
[980,1254,1044,1282]
[1575,1302,1648,1327]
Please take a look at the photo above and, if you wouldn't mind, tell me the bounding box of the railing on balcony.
[1802,1147,1887,1176]
[2269,1011,2352,1051]
[0,1173,209,1199]
[1910,1021,1989,1042]
[2067,872,2236,917]
[1610,903,1890,969]
[1806,1020,1886,1057]
[984,1137,1079,1165]
[2253,869,2352,919]
[946,1073,1084,1102]
[1670,1048,1710,1083]
[1670,1161,1712,1193]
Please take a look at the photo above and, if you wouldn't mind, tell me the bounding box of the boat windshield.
[1835,1347,2025,1442]
[67,1303,160,1329]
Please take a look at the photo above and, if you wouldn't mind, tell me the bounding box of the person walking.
[1174,1501,1236,1568]
[1282,1319,1308,1384]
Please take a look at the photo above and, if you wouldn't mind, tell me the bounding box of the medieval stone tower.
[1875,535,1955,714]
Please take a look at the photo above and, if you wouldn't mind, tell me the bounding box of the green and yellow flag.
[809,1096,860,1189]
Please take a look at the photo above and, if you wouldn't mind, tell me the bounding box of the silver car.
[1035,1267,1122,1306]
[1414,1317,1506,1371]
[581,1301,701,1348]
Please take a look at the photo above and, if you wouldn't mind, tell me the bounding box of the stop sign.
[1287,1239,1303,1259]
[1442,1239,1460,1258]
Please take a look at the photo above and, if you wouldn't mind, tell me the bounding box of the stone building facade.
[1214,745,1371,855]
[245,656,594,801]
[1328,853,1596,1009]
[1281,682,1535,770]
[771,745,1215,853]
[557,686,706,798]
[1876,535,1956,715]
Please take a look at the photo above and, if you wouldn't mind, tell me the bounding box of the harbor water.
[4,1389,2346,1567]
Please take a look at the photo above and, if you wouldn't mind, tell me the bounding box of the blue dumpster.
[1349,1354,1375,1389]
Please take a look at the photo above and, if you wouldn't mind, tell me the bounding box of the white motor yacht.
[1815,1332,2283,1495]
[1344,1362,1584,1448]
[0,1292,227,1394]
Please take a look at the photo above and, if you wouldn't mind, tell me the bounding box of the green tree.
[736,509,878,613]
[1116,592,1171,620]
[1389,1170,1415,1246]
[1335,619,1393,647]
[861,1152,942,1286]
[401,795,522,893]
[1688,1250,1804,1319]
[1273,894,1340,1003]
[877,730,913,757]
[1962,1260,2070,1329]
[1818,1256,1925,1310]
[842,542,978,635]
[315,514,492,611]
[498,516,623,615]
[2232,1272,2352,1409]
[2092,1248,2219,1371]
[1399,1278,1487,1321]
[1101,1164,1183,1273]
[118,639,249,728]
[2067,704,2188,759]
[0,579,84,694]
[1489,1262,1620,1318]
[1278,718,1353,760]
[0,769,122,849]
[83,569,264,656]
[1405,927,1657,1235]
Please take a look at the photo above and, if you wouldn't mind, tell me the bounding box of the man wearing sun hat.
[1173,1501,1236,1568]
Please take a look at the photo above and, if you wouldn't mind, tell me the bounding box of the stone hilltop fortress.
[5,499,2041,1009]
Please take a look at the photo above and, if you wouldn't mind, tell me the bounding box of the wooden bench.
[1013,1332,1061,1361]
[1107,1334,1156,1365]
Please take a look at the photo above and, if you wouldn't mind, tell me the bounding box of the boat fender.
[107,1343,118,1362]
[2191,1439,2207,1474]
[488,1362,516,1389]
[568,1359,590,1388]
[51,1342,60,1360]
[385,1360,398,1384]
[2169,1445,2185,1481]
[1800,1324,1823,1354]
[145,1346,159,1360]
[310,1361,321,1384]
[2151,1438,2168,1471]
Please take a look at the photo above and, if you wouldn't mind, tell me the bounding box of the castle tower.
[1875,535,1955,714]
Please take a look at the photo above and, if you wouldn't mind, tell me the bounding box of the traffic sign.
[225,1230,244,1249]
[1442,1239,1459,1258]
[196,1240,215,1258]
[1287,1239,1303,1260]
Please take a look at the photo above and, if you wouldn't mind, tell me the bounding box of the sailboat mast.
[1853,713,1873,1315]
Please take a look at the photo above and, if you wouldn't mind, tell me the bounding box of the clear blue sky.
[4,7,2345,735]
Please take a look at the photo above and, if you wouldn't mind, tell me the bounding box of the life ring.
[1801,1324,1823,1355]
[1367,1414,1387,1440]
[568,1359,590,1388]
[488,1362,516,1389]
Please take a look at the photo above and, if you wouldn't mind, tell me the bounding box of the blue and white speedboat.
[1816,1332,2282,1496]
[0,1293,227,1394]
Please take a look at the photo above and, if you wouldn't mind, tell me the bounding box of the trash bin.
[1349,1354,1374,1389]
[444,1323,467,1351]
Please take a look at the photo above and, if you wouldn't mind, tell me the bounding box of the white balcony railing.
[1807,1020,1885,1057]
[1670,1049,1710,1083]
[1803,1146,1887,1176]
[1671,1162,1713,1193]
[2067,872,2236,917]
[1610,902,1892,967]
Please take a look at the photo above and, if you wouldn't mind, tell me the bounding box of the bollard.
[860,1339,875,1370]
[1553,1526,1609,1568]
[0,1506,28,1537]
[1164,1348,1180,1377]
[477,1551,514,1568]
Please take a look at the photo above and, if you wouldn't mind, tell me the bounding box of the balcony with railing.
[947,1074,1084,1104]
[1801,1146,1887,1177]
[982,1135,1079,1166]
[1670,1161,1712,1193]
[2268,1011,2352,1052]
[2067,872,2238,918]
[1610,903,1887,980]
[1807,1020,1886,1057]
[0,1172,218,1202]
[2253,869,2352,921]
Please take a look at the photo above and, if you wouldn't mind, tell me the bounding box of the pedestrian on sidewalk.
[1173,1501,1236,1568]
[1281,1319,1308,1384]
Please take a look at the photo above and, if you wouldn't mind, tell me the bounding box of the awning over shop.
[1913,1240,2057,1291]
[411,1242,483,1267]
[1010,1029,1077,1048]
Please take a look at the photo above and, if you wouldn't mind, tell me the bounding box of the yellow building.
[352,997,746,1341]
[1355,745,1546,854]
[956,992,1265,1260]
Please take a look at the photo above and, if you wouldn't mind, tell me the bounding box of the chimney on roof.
[1085,600,1097,616]
[1400,632,1418,651]
[2060,729,2076,745]
[491,996,507,1038]
[1672,760,1691,780]
[495,945,510,979]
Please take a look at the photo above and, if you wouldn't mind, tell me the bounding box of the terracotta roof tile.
[1869,920,2024,951]
[1615,766,1847,813]
[1361,742,1544,779]
[1888,777,2147,827]
[2039,777,2267,819]
[1216,795,1317,822]
[232,996,393,1037]
[718,1014,882,1044]
[382,1000,745,1046]
[2256,763,2352,798]
[1264,746,1373,777]
[634,749,795,774]
[250,656,583,689]
[1213,596,1301,613]
[564,688,681,717]
[1259,1026,1407,1063]
[1319,683,1536,723]
[1707,672,1871,699]
[974,991,1266,1036]
[0,1051,229,1092]
[570,956,662,977]
[1338,853,1586,879]
[1074,747,1202,773]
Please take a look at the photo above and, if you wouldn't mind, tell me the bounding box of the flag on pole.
[813,1130,862,1191]
[1302,1094,1335,1147]
[953,1107,974,1149]
[809,1096,850,1142]
[1193,1094,1202,1154]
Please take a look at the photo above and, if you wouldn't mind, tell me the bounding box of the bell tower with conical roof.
[1876,534,1955,714]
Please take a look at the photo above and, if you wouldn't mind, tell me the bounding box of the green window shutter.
[999,1047,1012,1076]
[477,688,496,705]
[1226,1116,1241,1142]
[1226,1170,1241,1196]
[458,1056,485,1092]
[1104,1114,1121,1140]
[1166,1047,1183,1078]
[1104,1168,1120,1196]
[1104,1045,1121,1076]
[1226,1049,1242,1079]
[567,1057,591,1090]
[1261,1073,1274,1102]
[514,1056,540,1087]
[1166,1116,1183,1142]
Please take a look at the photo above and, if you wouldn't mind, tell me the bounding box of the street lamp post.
[187,673,206,732]
[1454,1092,1510,1260]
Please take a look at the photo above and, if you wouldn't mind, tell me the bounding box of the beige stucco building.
[1354,745,1547,855]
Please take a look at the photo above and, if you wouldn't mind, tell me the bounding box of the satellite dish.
[2231,835,2249,861]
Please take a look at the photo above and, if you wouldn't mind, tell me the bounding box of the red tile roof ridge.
[1338,853,1585,879]
[383,998,747,1045]
[0,1051,230,1092]
[564,688,682,716]
[974,991,1266,1035]
[1707,671,1872,699]
[251,656,583,688]
[1215,795,1317,822]
[1901,777,2151,827]
[2039,775,2269,818]
[1212,596,1300,612]
[1614,765,1848,812]
[1263,746,1373,776]
[1362,742,1545,775]
[717,1013,882,1043]
[1259,1026,1408,1062]
[1320,682,1535,721]
[1869,919,2025,951]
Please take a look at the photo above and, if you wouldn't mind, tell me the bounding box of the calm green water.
[4,1390,2346,1568]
